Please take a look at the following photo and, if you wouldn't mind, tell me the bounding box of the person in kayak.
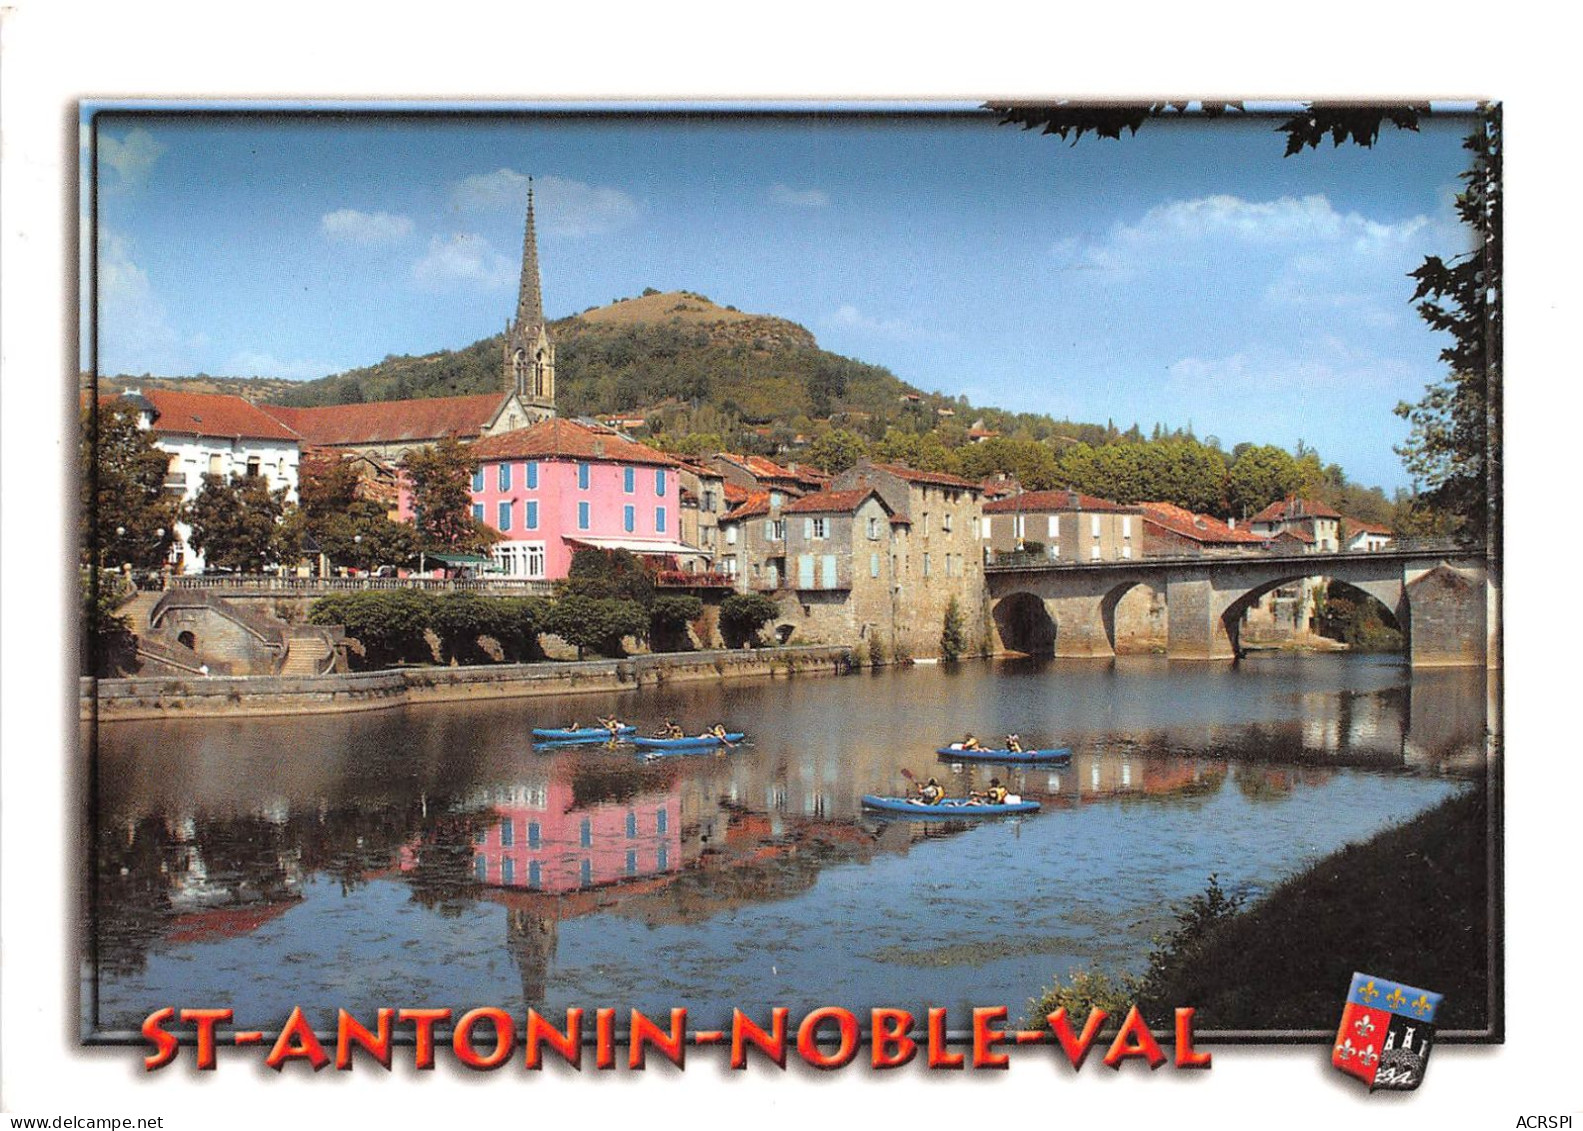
[971,778,1009,805]
[915,777,946,805]
[960,734,983,751]
[1005,734,1023,753]
[661,719,684,739]
[598,715,624,734]
[708,724,729,740]
[565,720,583,732]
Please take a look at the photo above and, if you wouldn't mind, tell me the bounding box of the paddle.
[899,766,927,805]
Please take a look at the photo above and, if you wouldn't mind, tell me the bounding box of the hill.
[265,290,921,426]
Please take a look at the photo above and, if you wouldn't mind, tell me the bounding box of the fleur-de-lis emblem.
[1335,1037,1356,1061]
[1358,980,1380,1003]
[1358,1044,1379,1066]
[1385,987,1407,1010]
[1353,1014,1376,1038]
[1410,994,1432,1017]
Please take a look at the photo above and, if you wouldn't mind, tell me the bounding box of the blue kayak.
[862,794,1040,817]
[936,745,1071,764]
[631,733,746,752]
[532,725,636,742]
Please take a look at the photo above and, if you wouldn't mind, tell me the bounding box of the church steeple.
[502,176,556,419]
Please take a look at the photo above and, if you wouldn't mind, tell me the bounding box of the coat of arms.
[1333,972,1442,1090]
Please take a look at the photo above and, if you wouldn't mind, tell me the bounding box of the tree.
[183,473,290,572]
[1227,445,1302,519]
[1395,109,1500,548]
[80,401,180,570]
[401,437,499,556]
[308,590,434,668]
[940,595,967,661]
[805,428,869,473]
[81,568,135,676]
[560,547,656,608]
[546,595,648,659]
[719,593,780,648]
[649,594,705,652]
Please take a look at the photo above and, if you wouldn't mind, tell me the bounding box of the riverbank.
[1139,784,1495,1038]
[82,644,855,721]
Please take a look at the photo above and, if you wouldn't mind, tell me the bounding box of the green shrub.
[649,594,704,652]
[719,593,780,648]
[941,595,966,661]
[1026,968,1140,1029]
[547,595,648,659]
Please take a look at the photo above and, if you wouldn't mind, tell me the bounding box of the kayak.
[936,745,1071,764]
[532,725,636,742]
[631,733,746,752]
[862,795,1040,817]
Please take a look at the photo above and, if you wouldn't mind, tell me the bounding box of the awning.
[427,552,494,566]
[565,536,707,556]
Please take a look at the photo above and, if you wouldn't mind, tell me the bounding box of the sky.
[86,107,1475,492]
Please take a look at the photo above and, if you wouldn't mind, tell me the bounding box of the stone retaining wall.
[82,646,855,721]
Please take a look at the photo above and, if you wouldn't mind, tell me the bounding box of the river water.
[85,653,1490,1036]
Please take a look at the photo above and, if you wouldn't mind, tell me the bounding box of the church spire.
[516,178,544,334]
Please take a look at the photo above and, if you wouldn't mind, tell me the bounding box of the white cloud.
[320,209,413,245]
[409,232,515,290]
[220,351,338,380]
[449,170,640,237]
[98,128,165,190]
[1166,341,1415,395]
[768,183,829,208]
[96,227,186,373]
[824,304,954,344]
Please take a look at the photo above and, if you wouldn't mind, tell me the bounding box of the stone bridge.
[986,546,1496,668]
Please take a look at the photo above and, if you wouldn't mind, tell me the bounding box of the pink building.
[464,418,697,580]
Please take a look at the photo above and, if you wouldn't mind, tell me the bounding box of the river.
[84,653,1490,1036]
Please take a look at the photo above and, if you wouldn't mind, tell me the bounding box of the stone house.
[981,488,1143,563]
[671,457,728,563]
[1138,501,1267,557]
[1249,497,1342,552]
[709,452,829,498]
[770,488,898,647]
[1342,518,1393,552]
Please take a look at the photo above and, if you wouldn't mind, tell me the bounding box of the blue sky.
[86,108,1474,491]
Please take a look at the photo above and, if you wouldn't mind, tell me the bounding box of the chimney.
[592,439,605,457]
[1228,517,1236,529]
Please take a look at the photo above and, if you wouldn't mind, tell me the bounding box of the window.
[1122,544,1132,559]
[579,859,592,887]
[867,516,881,540]
[501,858,515,885]
[1091,514,1102,537]
[208,453,224,476]
[475,856,487,882]
[922,552,932,576]
[626,811,637,838]
[657,808,668,834]
[580,818,592,848]
[810,517,828,540]
[500,819,514,847]
[578,463,590,489]
[528,860,541,889]
[525,461,538,489]
[498,501,512,531]
[981,516,992,541]
[626,850,638,876]
[1122,515,1132,538]
[942,512,953,533]
[921,512,930,536]
[657,845,669,870]
[528,821,541,848]
[703,490,716,512]
[499,463,512,491]
[472,467,484,492]
[656,506,666,533]
[798,555,815,588]
[527,542,545,578]
[770,491,783,508]
[1091,544,1101,560]
[1015,515,1025,539]
[871,552,880,578]
[765,520,777,541]
[525,501,538,530]
[1048,515,1060,539]
[624,505,635,533]
[578,501,590,530]
[822,554,837,588]
[656,469,666,496]
[727,525,738,546]
[472,503,485,524]
[246,456,261,478]
[624,466,635,493]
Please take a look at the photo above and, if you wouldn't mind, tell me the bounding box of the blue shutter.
[578,501,590,530]
[822,554,837,588]
[472,503,484,523]
[498,501,511,531]
[798,554,815,588]
[624,467,635,493]
[526,461,538,489]
[656,468,666,496]
[472,467,484,492]
[624,505,635,533]
[525,501,538,529]
[656,506,666,533]
[499,463,511,491]
[578,463,590,489]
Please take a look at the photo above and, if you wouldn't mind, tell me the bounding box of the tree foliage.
[560,547,656,608]
[804,428,870,473]
[81,568,135,676]
[546,595,648,659]
[719,593,780,648]
[940,595,967,662]
[81,402,180,570]
[401,437,498,555]
[183,473,290,572]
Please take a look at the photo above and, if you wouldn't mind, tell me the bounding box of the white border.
[3,1,1575,1126]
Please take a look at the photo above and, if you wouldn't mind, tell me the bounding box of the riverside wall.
[83,645,855,722]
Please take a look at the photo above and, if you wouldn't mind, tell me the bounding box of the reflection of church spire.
[503,176,556,419]
[507,908,558,1008]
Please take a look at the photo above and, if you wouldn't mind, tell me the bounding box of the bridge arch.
[992,591,1057,655]
[1101,579,1166,655]
[1219,572,1406,658]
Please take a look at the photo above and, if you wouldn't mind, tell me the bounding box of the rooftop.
[470,417,678,466]
[259,392,508,447]
[135,388,301,443]
[983,488,1137,515]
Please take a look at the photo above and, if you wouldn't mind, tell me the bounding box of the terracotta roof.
[979,477,1020,500]
[1343,517,1393,536]
[721,482,752,506]
[1250,496,1342,523]
[1272,527,1316,544]
[782,488,889,516]
[1139,501,1264,544]
[469,418,678,467]
[983,488,1136,514]
[139,389,301,442]
[866,461,979,490]
[721,490,772,522]
[718,452,798,480]
[259,393,508,447]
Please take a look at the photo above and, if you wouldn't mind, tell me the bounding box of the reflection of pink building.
[471,776,683,892]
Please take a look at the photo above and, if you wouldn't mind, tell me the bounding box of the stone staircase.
[280,628,336,676]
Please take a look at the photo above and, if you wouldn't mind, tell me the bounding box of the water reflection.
[86,655,1489,1032]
